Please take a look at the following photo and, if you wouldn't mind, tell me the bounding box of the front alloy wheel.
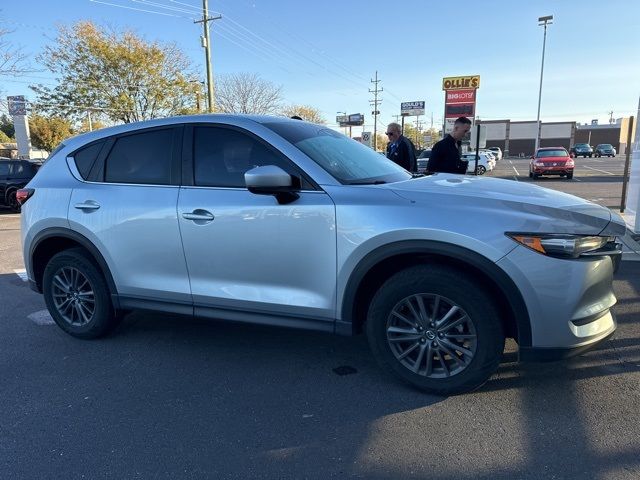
[367,265,504,395]
[386,294,477,378]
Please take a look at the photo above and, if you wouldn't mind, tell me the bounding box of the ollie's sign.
[442,75,480,90]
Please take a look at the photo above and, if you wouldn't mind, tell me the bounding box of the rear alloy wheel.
[366,265,504,395]
[43,248,121,339]
[475,165,486,175]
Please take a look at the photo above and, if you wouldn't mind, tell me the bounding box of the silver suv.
[20,115,626,395]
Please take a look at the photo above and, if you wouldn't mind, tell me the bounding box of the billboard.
[401,101,425,116]
[337,113,364,127]
[442,75,480,90]
[7,96,27,116]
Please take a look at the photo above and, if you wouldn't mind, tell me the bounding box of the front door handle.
[74,201,100,211]
[182,209,215,222]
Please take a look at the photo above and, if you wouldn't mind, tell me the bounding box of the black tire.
[567,172,574,179]
[528,171,533,178]
[589,154,592,158]
[532,173,540,180]
[6,189,20,213]
[366,265,505,396]
[43,248,120,339]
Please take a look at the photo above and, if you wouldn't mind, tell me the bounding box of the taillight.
[16,188,34,205]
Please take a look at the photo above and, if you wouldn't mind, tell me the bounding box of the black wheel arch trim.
[29,227,120,309]
[340,240,532,347]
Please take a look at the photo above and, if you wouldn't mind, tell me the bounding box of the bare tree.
[216,73,283,115]
[0,27,30,76]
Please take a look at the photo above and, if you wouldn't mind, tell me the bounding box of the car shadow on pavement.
[3,262,640,479]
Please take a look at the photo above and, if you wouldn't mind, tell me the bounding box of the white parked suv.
[19,115,625,395]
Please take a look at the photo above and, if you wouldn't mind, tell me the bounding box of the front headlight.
[506,234,612,258]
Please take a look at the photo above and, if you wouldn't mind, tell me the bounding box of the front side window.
[193,126,307,188]
[105,129,173,185]
[263,121,411,184]
[0,163,9,176]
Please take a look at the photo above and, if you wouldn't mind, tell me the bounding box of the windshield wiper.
[348,180,387,185]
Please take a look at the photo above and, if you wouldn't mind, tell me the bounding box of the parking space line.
[27,310,55,325]
[581,165,615,176]
[14,269,28,282]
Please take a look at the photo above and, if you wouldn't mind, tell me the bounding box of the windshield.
[575,144,589,148]
[263,121,411,184]
[598,144,613,148]
[536,149,568,158]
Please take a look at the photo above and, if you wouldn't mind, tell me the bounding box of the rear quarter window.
[73,141,105,180]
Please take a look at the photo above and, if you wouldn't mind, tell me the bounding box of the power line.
[89,0,192,18]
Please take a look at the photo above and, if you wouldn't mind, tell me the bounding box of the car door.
[0,162,9,203]
[177,124,337,328]
[67,126,192,310]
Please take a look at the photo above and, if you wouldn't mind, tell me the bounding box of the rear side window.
[105,129,173,185]
[73,142,104,179]
[0,163,9,176]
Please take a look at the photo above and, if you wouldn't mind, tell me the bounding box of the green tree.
[281,104,326,124]
[29,115,74,152]
[216,73,283,115]
[0,130,11,143]
[0,114,15,139]
[31,21,199,124]
[375,133,388,152]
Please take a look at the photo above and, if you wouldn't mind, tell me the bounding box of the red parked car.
[529,147,574,180]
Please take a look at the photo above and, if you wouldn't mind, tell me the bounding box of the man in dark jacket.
[385,122,416,172]
[427,116,472,174]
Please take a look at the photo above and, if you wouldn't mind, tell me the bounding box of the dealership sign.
[401,101,425,116]
[442,75,480,91]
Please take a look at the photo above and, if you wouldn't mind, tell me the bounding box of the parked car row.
[416,148,499,175]
[569,143,617,158]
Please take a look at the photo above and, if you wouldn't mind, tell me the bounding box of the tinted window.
[74,141,104,179]
[13,162,25,175]
[536,149,568,158]
[105,129,173,185]
[0,163,9,176]
[194,126,304,188]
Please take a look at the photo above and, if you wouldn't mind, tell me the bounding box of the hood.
[386,174,626,236]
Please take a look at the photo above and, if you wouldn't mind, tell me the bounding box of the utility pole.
[535,15,553,153]
[87,110,93,132]
[194,0,222,113]
[369,71,383,150]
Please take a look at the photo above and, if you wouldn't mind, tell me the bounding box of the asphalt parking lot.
[1,162,640,478]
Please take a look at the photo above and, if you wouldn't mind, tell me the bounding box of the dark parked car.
[0,158,41,211]
[569,143,593,158]
[416,149,431,174]
[595,144,616,157]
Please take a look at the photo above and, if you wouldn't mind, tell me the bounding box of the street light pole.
[535,15,553,153]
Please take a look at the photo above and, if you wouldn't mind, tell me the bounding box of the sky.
[1,0,639,136]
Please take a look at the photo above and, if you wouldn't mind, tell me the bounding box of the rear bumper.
[519,310,616,361]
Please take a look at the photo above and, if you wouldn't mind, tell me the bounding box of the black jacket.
[427,134,467,174]
[386,135,416,172]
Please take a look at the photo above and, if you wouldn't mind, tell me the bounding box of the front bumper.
[497,244,618,352]
[533,167,573,175]
[519,311,616,361]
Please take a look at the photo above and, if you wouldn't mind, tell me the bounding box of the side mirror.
[245,165,300,204]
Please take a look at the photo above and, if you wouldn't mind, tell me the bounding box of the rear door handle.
[182,210,215,222]
[74,201,100,211]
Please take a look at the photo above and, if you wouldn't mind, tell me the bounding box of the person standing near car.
[385,122,416,172]
[427,116,472,174]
